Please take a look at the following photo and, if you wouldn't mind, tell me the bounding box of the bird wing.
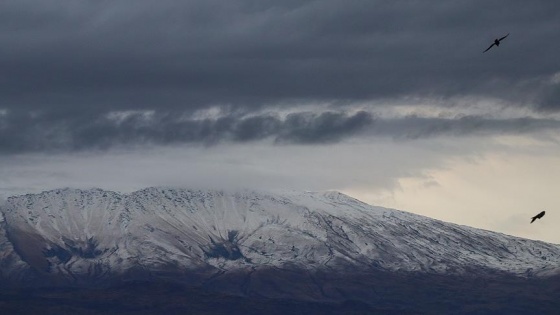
[498,33,509,41]
[483,43,495,53]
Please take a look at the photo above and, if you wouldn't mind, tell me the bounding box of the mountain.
[1,188,559,314]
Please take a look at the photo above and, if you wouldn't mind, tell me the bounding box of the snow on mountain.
[0,188,559,285]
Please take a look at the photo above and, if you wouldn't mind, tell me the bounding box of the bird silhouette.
[530,211,545,223]
[483,33,509,53]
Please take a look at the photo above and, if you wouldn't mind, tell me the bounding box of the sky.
[1,0,559,243]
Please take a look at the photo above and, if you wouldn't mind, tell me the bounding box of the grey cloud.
[534,82,560,112]
[374,115,560,139]
[1,0,560,115]
[277,111,373,144]
[0,109,373,152]
[2,109,560,154]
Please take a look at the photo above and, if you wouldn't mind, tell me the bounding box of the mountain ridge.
[2,187,560,314]
[1,187,559,288]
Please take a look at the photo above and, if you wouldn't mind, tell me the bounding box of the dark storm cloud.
[1,0,560,110]
[1,0,560,150]
[372,115,560,139]
[0,109,373,152]
[2,109,560,153]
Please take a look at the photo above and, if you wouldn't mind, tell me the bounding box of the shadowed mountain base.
[1,271,559,315]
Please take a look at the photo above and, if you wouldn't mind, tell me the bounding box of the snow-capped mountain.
[1,187,559,288]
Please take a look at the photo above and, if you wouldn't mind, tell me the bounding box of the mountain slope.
[1,187,559,288]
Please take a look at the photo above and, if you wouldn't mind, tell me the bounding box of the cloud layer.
[1,1,560,152]
[2,108,560,153]
[1,0,559,110]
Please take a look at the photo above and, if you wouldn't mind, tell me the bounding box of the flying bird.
[483,33,509,53]
[530,211,545,223]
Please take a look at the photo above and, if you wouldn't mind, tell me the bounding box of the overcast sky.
[1,0,559,243]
